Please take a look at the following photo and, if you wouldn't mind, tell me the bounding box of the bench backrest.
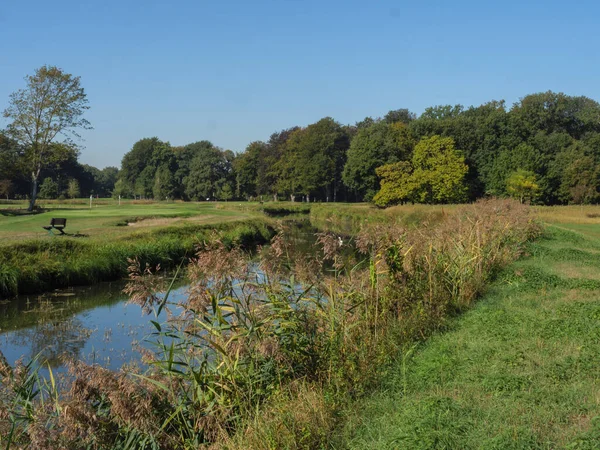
[51,218,67,227]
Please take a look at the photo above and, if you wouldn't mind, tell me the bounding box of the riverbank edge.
[0,218,276,298]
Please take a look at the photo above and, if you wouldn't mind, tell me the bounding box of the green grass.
[341,223,600,449]
[0,199,256,243]
[0,199,277,297]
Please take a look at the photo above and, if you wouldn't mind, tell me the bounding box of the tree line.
[3,67,600,207]
[0,131,117,201]
[115,91,600,205]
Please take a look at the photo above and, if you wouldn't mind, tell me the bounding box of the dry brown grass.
[533,205,600,224]
[552,262,600,280]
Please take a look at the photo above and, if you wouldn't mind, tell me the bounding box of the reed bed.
[309,202,454,234]
[0,199,539,449]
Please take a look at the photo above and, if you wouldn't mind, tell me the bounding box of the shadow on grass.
[42,232,89,238]
[0,209,46,217]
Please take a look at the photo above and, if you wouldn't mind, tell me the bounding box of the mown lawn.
[341,211,600,449]
[0,200,256,243]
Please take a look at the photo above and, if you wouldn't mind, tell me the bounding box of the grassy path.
[341,224,600,449]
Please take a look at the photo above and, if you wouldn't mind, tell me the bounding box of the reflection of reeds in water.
[0,286,122,331]
[0,199,540,449]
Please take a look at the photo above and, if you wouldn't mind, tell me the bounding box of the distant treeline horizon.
[2,90,600,205]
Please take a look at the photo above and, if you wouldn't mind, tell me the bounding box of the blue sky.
[0,0,598,168]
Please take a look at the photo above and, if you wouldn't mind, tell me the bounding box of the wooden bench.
[42,218,67,235]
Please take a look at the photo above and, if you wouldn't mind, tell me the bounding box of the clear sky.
[0,0,598,169]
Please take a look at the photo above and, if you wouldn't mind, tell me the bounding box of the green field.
[0,199,259,243]
[0,200,284,297]
[341,208,600,448]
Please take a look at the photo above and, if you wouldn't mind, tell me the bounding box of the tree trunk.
[28,173,39,212]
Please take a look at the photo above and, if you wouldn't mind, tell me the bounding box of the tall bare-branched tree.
[3,65,91,210]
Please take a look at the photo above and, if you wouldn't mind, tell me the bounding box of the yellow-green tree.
[373,161,415,206]
[506,169,540,204]
[411,136,468,204]
[67,179,80,199]
[373,136,468,207]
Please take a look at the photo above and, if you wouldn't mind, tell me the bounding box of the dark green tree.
[277,118,350,201]
[384,108,416,124]
[343,121,415,201]
[183,146,232,200]
[153,164,176,200]
[233,141,266,199]
[174,140,214,199]
[120,137,170,197]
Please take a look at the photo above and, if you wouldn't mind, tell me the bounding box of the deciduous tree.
[373,136,468,206]
[67,179,80,199]
[343,121,415,201]
[506,169,540,204]
[38,177,58,199]
[3,66,91,210]
[372,161,415,207]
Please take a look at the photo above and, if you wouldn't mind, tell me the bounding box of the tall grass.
[310,202,453,234]
[0,199,539,449]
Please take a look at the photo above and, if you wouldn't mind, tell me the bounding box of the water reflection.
[7,317,91,367]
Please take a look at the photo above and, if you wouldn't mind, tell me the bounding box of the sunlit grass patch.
[0,200,254,243]
[534,205,600,224]
[341,223,600,449]
[0,219,274,297]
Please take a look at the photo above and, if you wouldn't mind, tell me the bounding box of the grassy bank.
[0,200,539,449]
[0,219,274,297]
[340,217,600,448]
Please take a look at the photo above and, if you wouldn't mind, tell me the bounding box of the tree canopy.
[3,66,92,210]
[4,75,600,207]
[373,136,468,207]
